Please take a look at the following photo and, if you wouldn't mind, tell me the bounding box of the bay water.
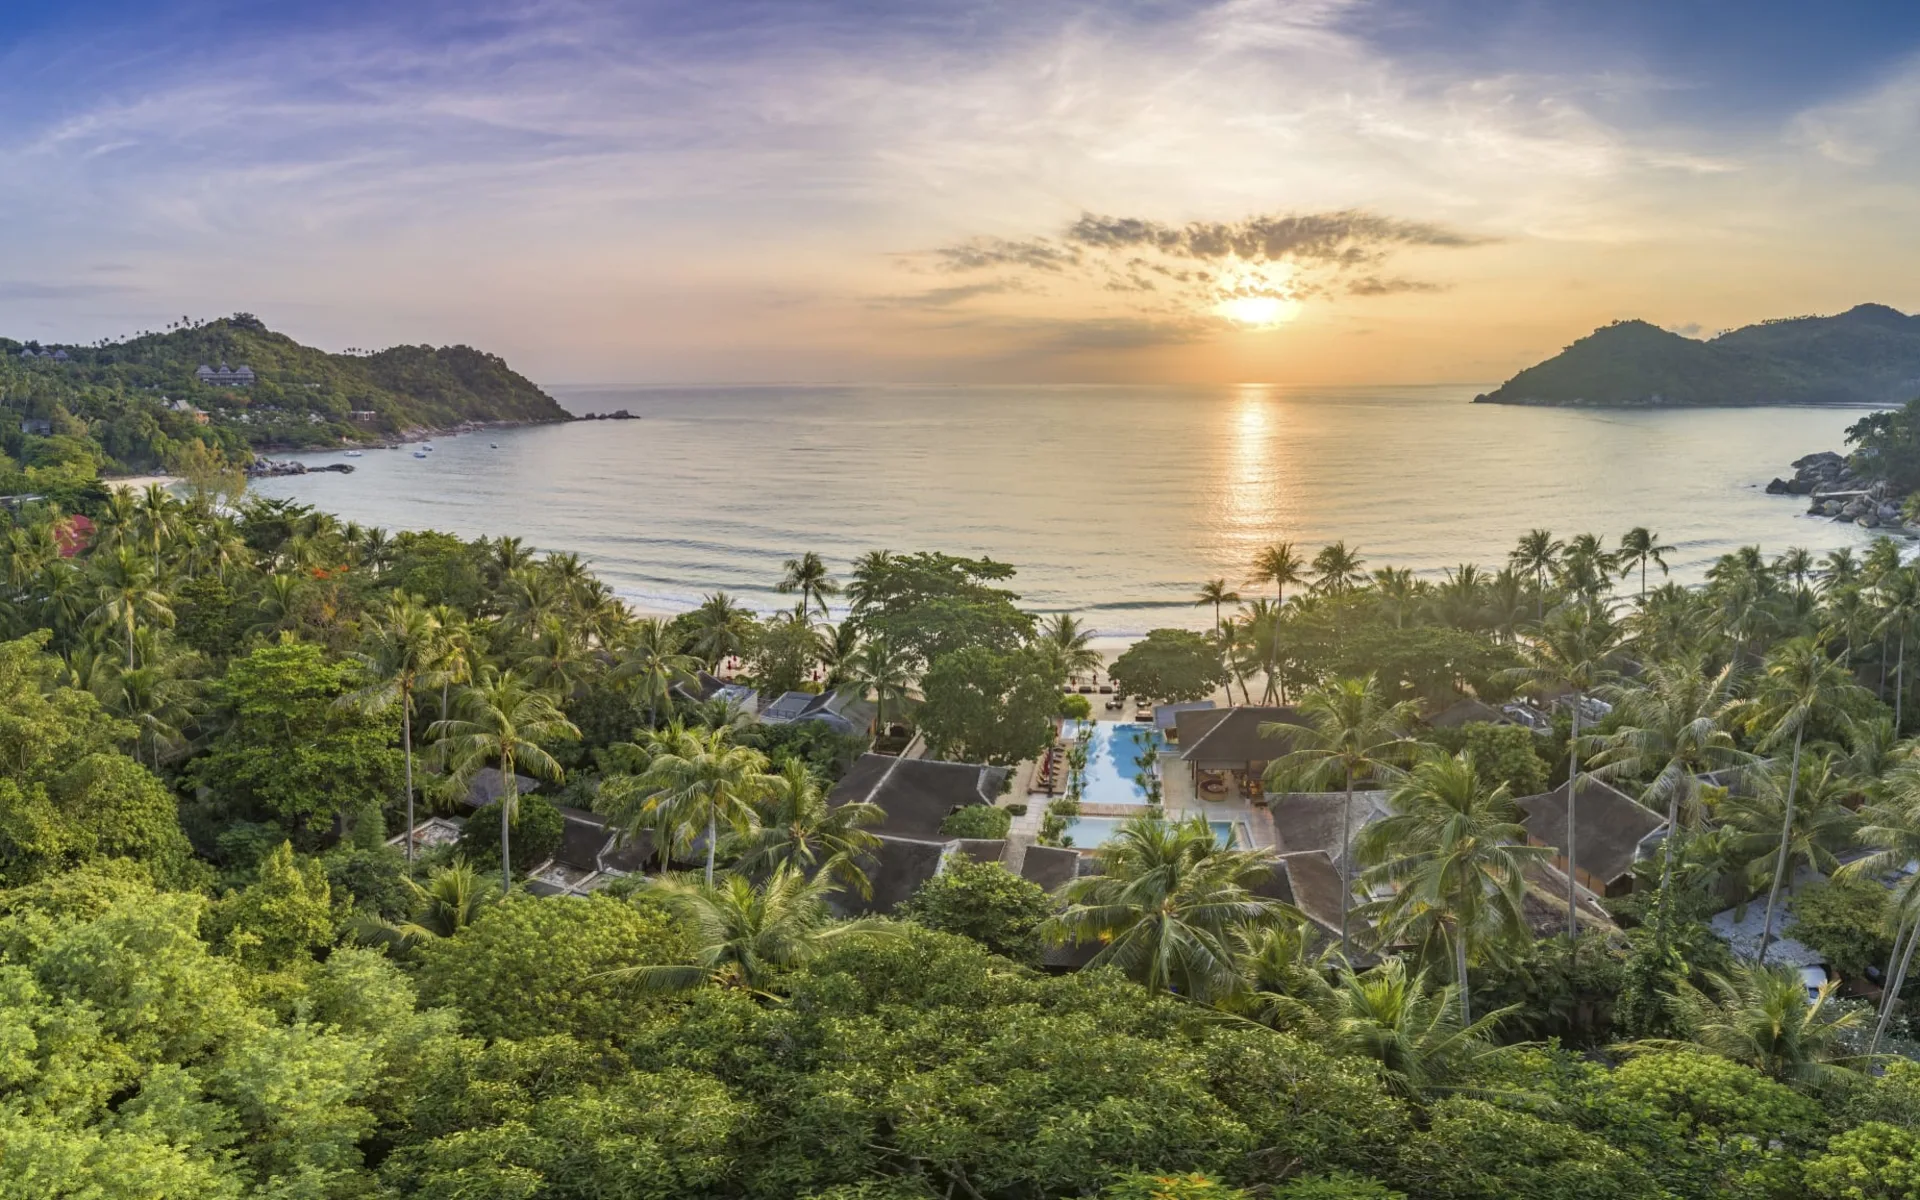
[249,384,1880,643]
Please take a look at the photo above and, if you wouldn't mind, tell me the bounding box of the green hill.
[0,313,567,476]
[1477,304,1920,407]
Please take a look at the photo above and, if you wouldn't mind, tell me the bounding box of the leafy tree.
[939,804,1012,840]
[1803,1122,1920,1200]
[1788,875,1895,983]
[414,893,682,1043]
[458,792,564,874]
[917,646,1062,765]
[1402,1097,1661,1200]
[1109,628,1228,703]
[748,610,821,696]
[206,841,335,971]
[900,856,1055,964]
[192,640,402,838]
[845,550,1034,669]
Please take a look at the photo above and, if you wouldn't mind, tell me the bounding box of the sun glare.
[1217,294,1298,328]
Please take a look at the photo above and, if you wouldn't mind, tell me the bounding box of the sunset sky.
[5,0,1920,386]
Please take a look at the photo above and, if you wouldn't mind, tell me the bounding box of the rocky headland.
[1766,451,1913,533]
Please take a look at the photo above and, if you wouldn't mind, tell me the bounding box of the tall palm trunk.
[1756,729,1805,963]
[1873,913,1920,1055]
[499,775,516,894]
[1453,925,1471,1025]
[400,683,415,864]
[125,607,136,670]
[705,809,718,887]
[1565,698,1582,941]
[1339,763,1354,960]
[1899,633,1908,734]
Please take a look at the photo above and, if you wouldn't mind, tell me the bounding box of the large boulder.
[1766,478,1792,495]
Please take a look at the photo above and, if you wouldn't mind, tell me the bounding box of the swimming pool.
[1058,720,1165,804]
[1059,815,1240,849]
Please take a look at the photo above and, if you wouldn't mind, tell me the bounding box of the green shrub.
[1060,693,1093,719]
[939,804,1012,840]
[900,856,1054,963]
[458,794,564,872]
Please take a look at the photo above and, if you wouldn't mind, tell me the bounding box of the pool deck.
[1009,740,1274,850]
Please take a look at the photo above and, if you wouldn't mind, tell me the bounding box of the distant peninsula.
[1,313,567,475]
[1475,303,1920,408]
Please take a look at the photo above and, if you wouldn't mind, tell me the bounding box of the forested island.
[0,314,567,491]
[4,471,1920,1196]
[1476,303,1920,407]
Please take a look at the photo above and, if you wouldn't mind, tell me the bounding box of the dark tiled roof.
[460,767,541,809]
[1425,697,1510,729]
[1517,776,1667,888]
[950,838,1009,865]
[1019,844,1081,893]
[1180,706,1303,766]
[551,806,615,872]
[1267,790,1389,865]
[840,835,948,915]
[829,754,1008,840]
[1274,851,1347,937]
[1174,707,1231,747]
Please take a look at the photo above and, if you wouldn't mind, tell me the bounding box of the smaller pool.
[1060,815,1239,849]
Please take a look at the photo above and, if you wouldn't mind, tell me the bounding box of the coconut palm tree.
[686,591,755,671]
[1361,754,1550,1022]
[1742,638,1869,962]
[1557,533,1614,601]
[1318,958,1518,1100]
[93,655,200,770]
[632,723,776,885]
[837,636,915,736]
[87,547,173,670]
[1874,565,1920,731]
[1776,547,1816,597]
[1589,658,1751,902]
[1236,599,1286,703]
[1261,675,1422,958]
[396,857,500,940]
[1838,766,1920,1055]
[775,551,840,619]
[1721,752,1859,924]
[343,596,443,863]
[1309,541,1367,596]
[1662,962,1867,1086]
[1195,579,1240,639]
[1820,546,1862,595]
[1248,542,1306,607]
[729,757,884,896]
[429,671,579,892]
[1509,529,1564,620]
[1503,599,1623,940]
[1617,527,1675,601]
[1048,814,1292,1003]
[614,617,701,728]
[133,483,182,576]
[514,613,595,699]
[604,866,902,995]
[1037,612,1103,685]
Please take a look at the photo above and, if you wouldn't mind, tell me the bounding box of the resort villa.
[1516,776,1669,899]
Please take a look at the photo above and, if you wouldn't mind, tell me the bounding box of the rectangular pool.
[1059,815,1240,849]
[1058,720,1166,805]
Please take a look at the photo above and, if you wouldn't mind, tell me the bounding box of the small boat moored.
[413,450,428,459]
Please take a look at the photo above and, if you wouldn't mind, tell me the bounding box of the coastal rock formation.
[1773,450,1911,532]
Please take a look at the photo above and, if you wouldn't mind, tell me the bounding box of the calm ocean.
[249,385,1882,644]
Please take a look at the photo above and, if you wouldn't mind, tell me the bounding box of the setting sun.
[1216,295,1299,328]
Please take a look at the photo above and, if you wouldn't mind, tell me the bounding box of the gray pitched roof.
[829,753,1008,840]
[1517,776,1667,888]
[459,767,541,809]
[1425,696,1511,729]
[838,835,949,915]
[1019,844,1083,893]
[1267,790,1391,866]
[1179,706,1303,766]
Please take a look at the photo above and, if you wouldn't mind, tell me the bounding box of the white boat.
[489,442,498,449]
[345,451,363,458]
[422,444,434,452]
[413,450,428,459]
